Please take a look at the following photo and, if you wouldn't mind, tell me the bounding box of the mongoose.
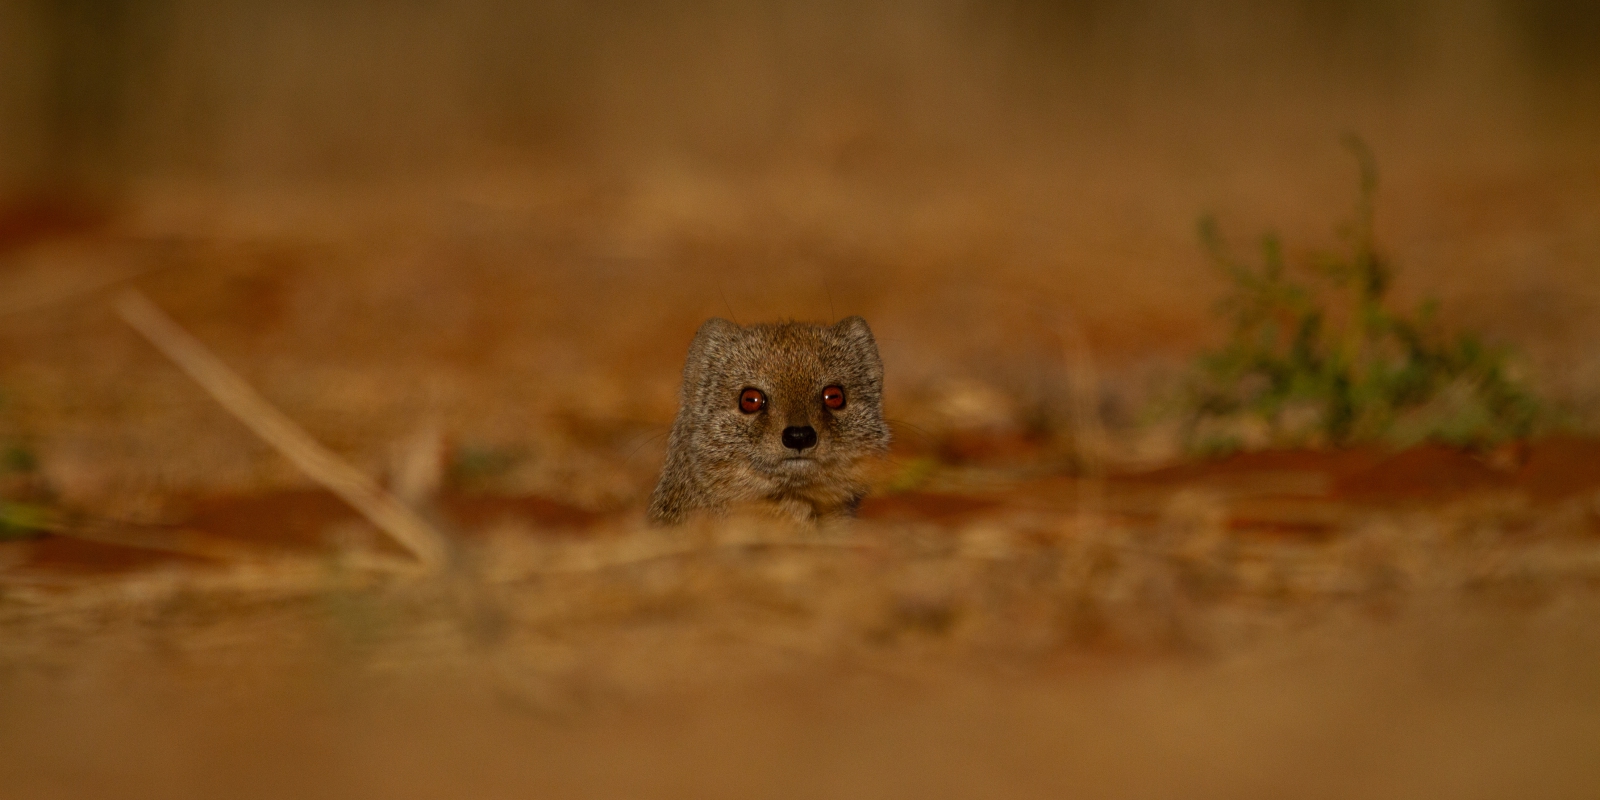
[647,316,892,524]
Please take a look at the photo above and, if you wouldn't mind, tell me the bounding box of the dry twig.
[114,289,449,569]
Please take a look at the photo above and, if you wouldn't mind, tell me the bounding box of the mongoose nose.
[781,425,818,452]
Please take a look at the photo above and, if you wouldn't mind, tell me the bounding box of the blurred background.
[1,0,1598,498]
[2,2,1599,797]
[3,0,1598,183]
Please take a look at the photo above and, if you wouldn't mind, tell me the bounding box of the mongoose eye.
[821,385,846,410]
[739,388,767,414]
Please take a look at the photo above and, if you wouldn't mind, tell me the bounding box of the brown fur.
[647,317,891,525]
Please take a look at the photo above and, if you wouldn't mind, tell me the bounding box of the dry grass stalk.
[113,289,449,569]
[1053,309,1110,540]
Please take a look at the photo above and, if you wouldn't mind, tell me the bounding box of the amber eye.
[739,388,767,414]
[821,385,846,410]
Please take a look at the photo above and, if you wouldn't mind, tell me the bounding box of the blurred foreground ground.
[3,444,1600,798]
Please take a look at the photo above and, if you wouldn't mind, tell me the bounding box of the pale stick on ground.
[1053,309,1109,527]
[114,288,450,569]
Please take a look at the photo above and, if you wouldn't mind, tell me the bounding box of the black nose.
[781,425,818,452]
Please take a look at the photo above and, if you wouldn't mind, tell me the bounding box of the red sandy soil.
[8,436,1598,579]
[0,194,114,256]
[1128,437,1600,503]
[1,490,601,577]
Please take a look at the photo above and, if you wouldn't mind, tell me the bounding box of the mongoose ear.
[680,317,741,399]
[832,315,878,352]
[689,317,741,357]
[833,316,884,379]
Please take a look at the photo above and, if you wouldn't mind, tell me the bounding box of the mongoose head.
[648,316,891,523]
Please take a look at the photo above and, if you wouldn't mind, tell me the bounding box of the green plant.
[1184,136,1540,453]
[0,500,54,540]
[0,388,53,540]
[446,443,529,491]
[3,442,36,473]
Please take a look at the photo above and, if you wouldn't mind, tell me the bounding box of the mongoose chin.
[647,316,891,525]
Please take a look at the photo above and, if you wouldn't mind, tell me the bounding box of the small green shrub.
[446,443,529,492]
[0,500,54,540]
[0,389,53,540]
[1183,136,1540,453]
[3,443,36,473]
